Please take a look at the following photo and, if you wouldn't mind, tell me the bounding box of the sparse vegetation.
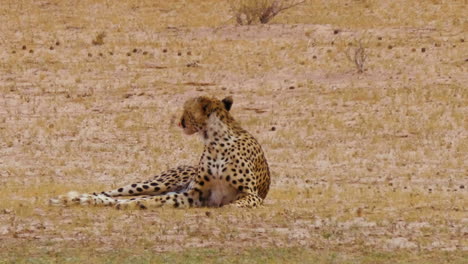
[346,38,368,73]
[0,0,466,263]
[230,0,305,25]
[92,31,107,45]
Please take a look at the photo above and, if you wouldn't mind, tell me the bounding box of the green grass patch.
[1,246,467,264]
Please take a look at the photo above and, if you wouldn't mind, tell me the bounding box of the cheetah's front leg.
[102,165,196,197]
[49,191,120,207]
[50,165,198,207]
[115,191,202,209]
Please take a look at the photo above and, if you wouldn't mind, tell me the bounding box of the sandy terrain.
[0,0,467,263]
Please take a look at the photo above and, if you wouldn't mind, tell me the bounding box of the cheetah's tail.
[49,191,118,207]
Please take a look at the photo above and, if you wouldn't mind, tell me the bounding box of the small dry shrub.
[92,32,106,45]
[230,0,305,25]
[346,39,367,74]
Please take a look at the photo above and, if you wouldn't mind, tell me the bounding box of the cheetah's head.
[179,96,233,135]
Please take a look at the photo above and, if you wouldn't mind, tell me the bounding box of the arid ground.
[0,0,466,263]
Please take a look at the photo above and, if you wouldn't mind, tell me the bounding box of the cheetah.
[50,96,270,208]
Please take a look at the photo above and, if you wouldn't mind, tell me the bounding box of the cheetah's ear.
[222,96,233,111]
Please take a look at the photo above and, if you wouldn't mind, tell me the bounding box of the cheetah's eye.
[181,118,186,128]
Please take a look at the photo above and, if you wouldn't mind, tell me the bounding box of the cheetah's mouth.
[180,125,197,135]
[182,128,197,135]
[179,119,197,135]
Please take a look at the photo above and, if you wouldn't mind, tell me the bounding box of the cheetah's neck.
[200,112,237,145]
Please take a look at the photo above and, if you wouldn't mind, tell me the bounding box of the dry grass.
[229,0,305,25]
[346,38,367,73]
[0,0,467,263]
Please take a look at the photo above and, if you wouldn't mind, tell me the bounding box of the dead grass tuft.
[346,38,368,74]
[92,31,107,46]
[230,0,305,25]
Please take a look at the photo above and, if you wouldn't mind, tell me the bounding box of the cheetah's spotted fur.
[50,96,270,209]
